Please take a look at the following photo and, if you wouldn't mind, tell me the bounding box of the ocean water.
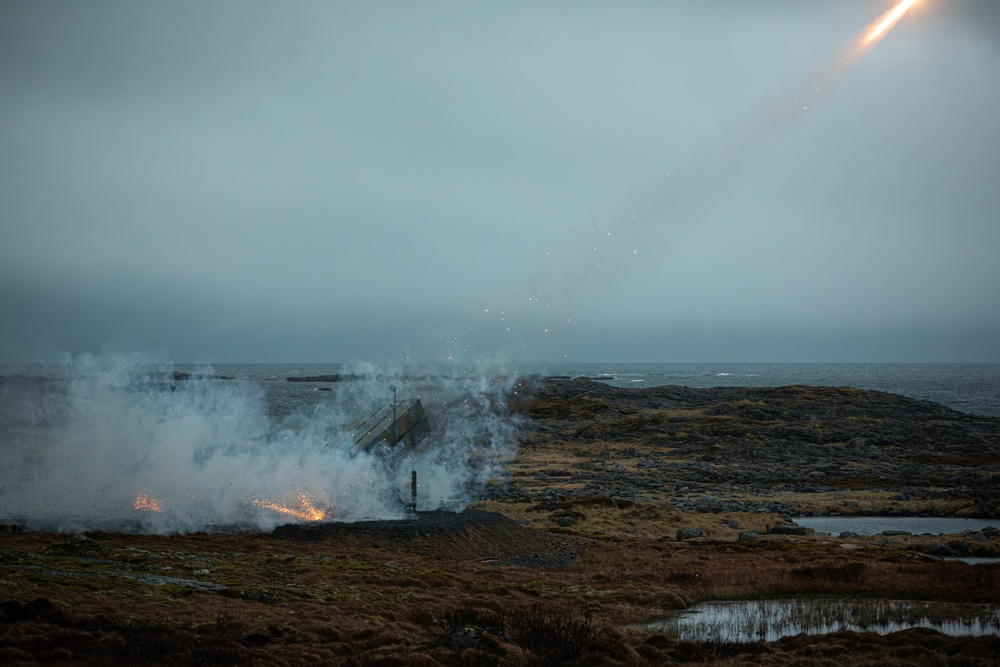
[5,362,997,418]
[159,362,1000,418]
[135,363,1000,417]
[552,363,1000,417]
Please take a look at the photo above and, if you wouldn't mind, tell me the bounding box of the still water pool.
[792,516,1000,536]
[642,599,1000,642]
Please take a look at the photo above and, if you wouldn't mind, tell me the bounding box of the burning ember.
[251,493,328,521]
[134,492,162,512]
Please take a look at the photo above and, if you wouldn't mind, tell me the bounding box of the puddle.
[641,599,1000,643]
[792,516,1000,537]
[944,557,1000,565]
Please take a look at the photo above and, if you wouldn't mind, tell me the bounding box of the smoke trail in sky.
[470,1,926,359]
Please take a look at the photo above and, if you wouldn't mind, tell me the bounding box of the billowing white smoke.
[0,350,521,533]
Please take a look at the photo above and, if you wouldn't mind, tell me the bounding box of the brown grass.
[3,384,999,666]
[2,522,998,665]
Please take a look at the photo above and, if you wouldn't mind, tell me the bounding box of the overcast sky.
[2,1,998,364]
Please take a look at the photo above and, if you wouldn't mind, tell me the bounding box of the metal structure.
[346,397,431,452]
[338,388,431,510]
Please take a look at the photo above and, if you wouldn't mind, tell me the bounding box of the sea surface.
[3,362,999,418]
[179,362,1000,418]
[554,362,1000,417]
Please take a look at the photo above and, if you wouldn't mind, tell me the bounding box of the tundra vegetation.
[2,378,998,665]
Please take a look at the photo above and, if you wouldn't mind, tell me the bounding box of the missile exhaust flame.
[790,0,923,122]
[865,0,920,45]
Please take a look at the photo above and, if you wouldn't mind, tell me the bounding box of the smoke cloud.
[479,5,892,356]
[0,349,520,533]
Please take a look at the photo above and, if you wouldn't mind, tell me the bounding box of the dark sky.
[2,1,999,364]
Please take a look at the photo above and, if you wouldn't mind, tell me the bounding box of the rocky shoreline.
[480,377,1000,559]
[497,378,1000,515]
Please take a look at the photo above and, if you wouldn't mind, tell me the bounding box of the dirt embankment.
[272,509,589,566]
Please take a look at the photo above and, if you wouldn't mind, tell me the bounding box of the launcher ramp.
[346,398,430,451]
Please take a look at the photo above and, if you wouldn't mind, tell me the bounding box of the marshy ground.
[2,378,999,665]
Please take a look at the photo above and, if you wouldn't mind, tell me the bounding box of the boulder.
[694,496,725,513]
[928,542,952,556]
[676,527,704,541]
[947,540,970,556]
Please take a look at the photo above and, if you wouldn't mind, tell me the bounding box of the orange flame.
[134,492,162,512]
[865,0,920,44]
[251,492,328,521]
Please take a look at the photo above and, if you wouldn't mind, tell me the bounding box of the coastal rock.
[928,542,952,556]
[173,371,234,381]
[694,496,725,513]
[676,528,704,541]
[286,374,356,382]
[769,525,815,536]
[947,541,971,556]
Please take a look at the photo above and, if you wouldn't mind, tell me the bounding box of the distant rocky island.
[285,374,366,382]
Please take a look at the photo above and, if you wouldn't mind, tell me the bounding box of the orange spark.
[251,492,328,521]
[866,0,920,44]
[134,492,162,512]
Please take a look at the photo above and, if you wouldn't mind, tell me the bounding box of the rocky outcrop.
[499,378,1000,517]
[675,527,704,540]
[286,374,360,382]
[172,371,233,381]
